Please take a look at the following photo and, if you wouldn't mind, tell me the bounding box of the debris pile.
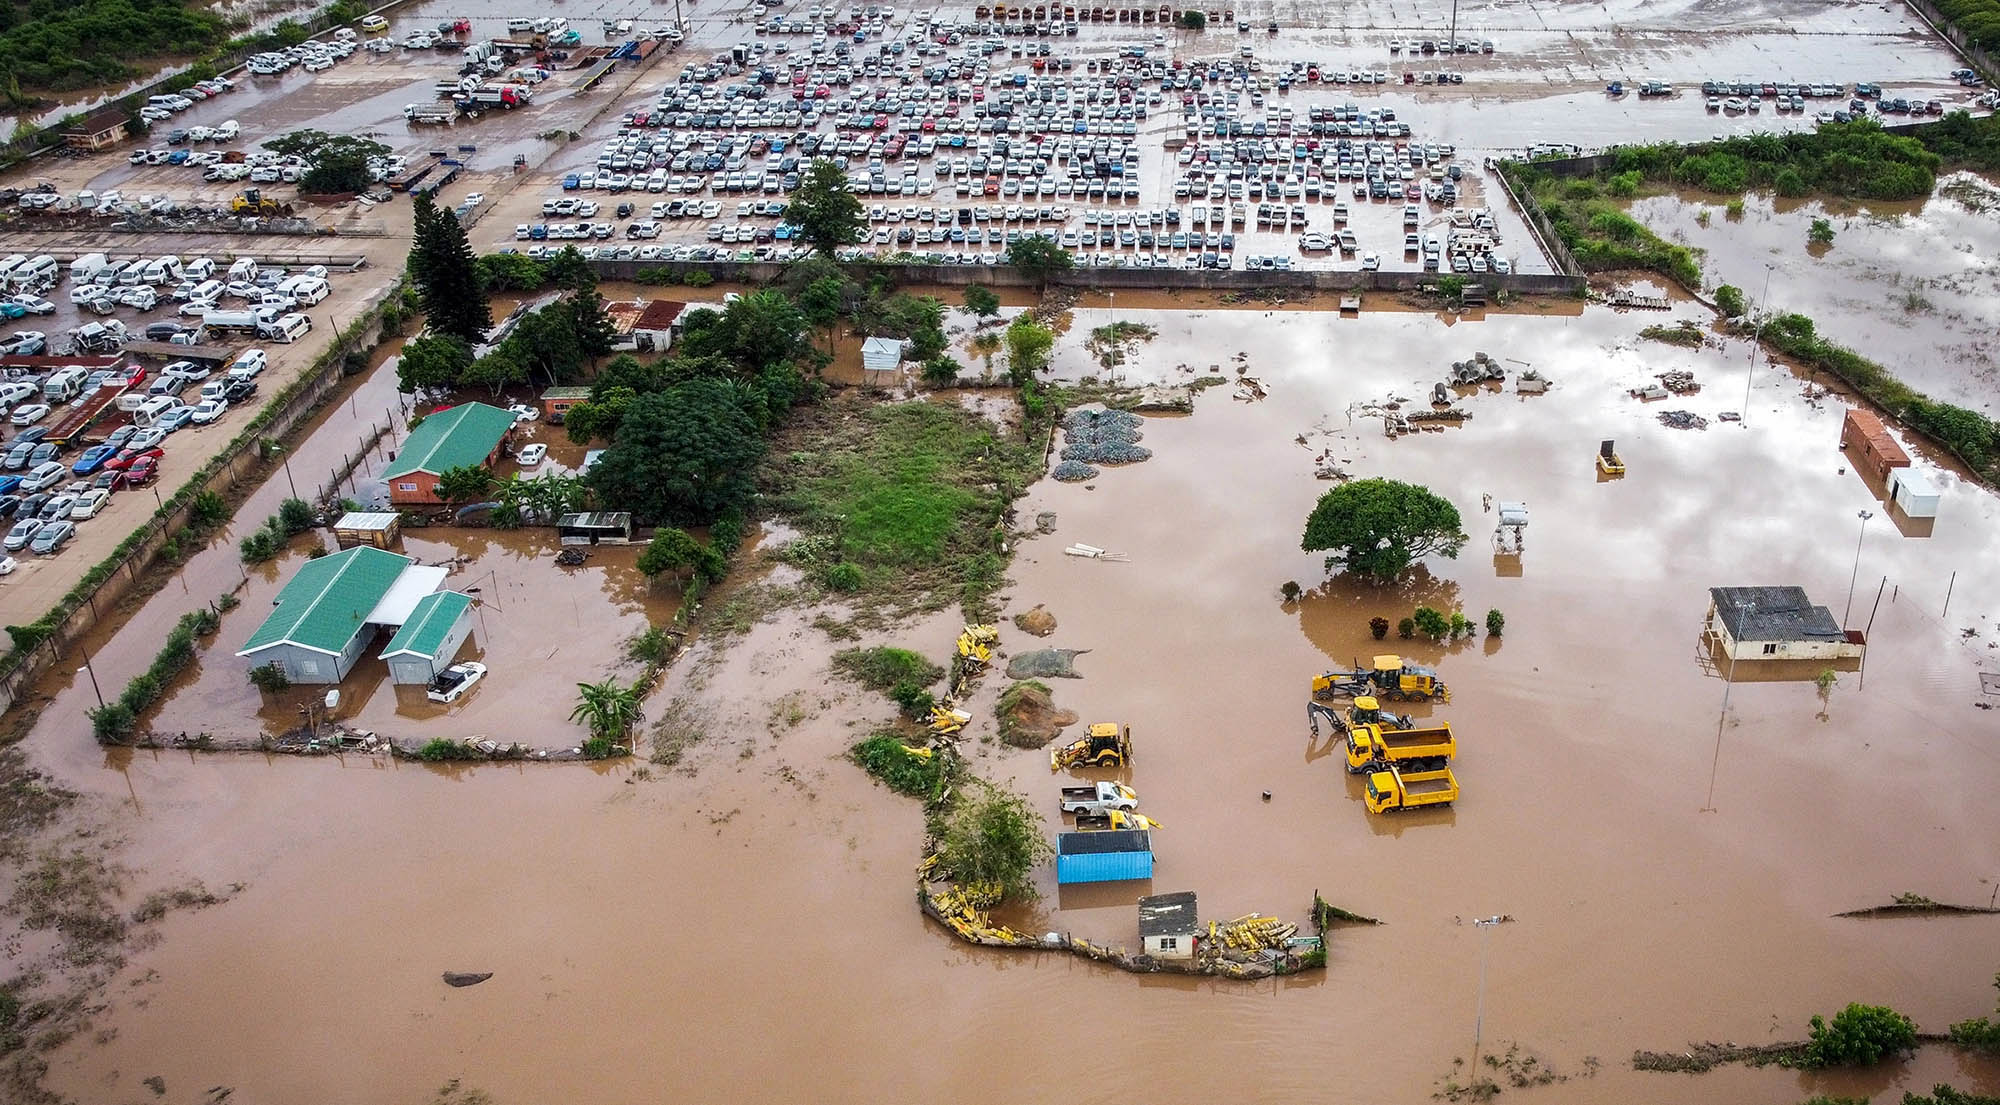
[1517,369,1551,394]
[1658,370,1700,394]
[1059,408,1153,465]
[1210,914,1300,952]
[553,548,588,566]
[1014,604,1058,636]
[1052,460,1100,481]
[1657,410,1710,430]
[1446,351,1507,386]
[1006,648,1089,679]
[924,884,1033,944]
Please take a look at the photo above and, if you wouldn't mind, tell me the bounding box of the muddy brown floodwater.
[1631,175,2000,415]
[20,289,2000,1104]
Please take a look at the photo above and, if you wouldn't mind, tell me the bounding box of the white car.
[516,442,547,466]
[228,349,267,379]
[505,403,540,424]
[190,398,230,424]
[69,488,111,519]
[9,404,49,425]
[0,555,15,575]
[426,661,488,703]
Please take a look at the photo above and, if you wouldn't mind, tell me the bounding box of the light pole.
[1704,600,1752,812]
[1843,509,1873,626]
[77,651,105,710]
[271,442,300,500]
[1743,264,1774,424]
[1471,915,1503,1073]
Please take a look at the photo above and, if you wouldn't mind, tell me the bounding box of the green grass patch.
[761,395,1039,620]
[831,646,944,691]
[1639,322,1706,348]
[850,733,947,797]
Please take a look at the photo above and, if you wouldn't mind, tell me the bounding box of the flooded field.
[15,288,2000,1103]
[1630,175,2000,414]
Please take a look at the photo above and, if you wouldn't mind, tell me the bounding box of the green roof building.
[383,402,516,505]
[237,546,451,684]
[380,591,475,684]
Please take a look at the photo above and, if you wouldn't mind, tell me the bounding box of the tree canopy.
[1005,236,1075,285]
[264,130,389,195]
[0,0,226,94]
[1003,315,1053,385]
[585,380,764,525]
[963,285,1001,321]
[936,782,1053,903]
[787,159,865,254]
[394,333,472,394]
[1301,478,1466,581]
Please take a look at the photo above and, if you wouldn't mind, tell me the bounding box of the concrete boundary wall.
[589,259,1585,296]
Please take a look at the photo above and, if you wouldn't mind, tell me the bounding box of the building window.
[397,482,417,492]
[1761,643,1778,655]
[298,657,321,676]
[1158,936,1177,951]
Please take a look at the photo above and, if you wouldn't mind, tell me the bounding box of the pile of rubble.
[1658,370,1700,394]
[1445,351,1507,386]
[1658,410,1710,430]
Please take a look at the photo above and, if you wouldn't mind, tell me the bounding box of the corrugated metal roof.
[1709,586,1844,643]
[238,547,413,657]
[1059,829,1151,855]
[1139,891,1197,935]
[380,591,472,660]
[382,402,514,481]
[333,512,401,532]
[1057,849,1154,885]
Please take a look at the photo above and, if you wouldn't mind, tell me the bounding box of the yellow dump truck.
[1364,765,1460,813]
[1345,721,1455,774]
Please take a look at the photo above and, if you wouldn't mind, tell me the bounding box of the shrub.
[935,782,1053,902]
[1800,1003,1917,1068]
[850,733,944,797]
[1606,169,1642,197]
[822,561,863,591]
[1948,974,2000,1054]
[1809,217,1836,245]
[1411,605,1450,640]
[277,497,315,535]
[1485,608,1504,637]
[1448,611,1473,638]
[920,354,962,387]
[1177,9,1205,28]
[416,738,480,762]
[89,702,136,743]
[248,663,291,693]
[1397,617,1415,639]
[832,647,943,692]
[1280,581,1302,602]
[1714,284,1746,317]
[889,680,936,719]
[1369,616,1390,640]
[626,626,675,668]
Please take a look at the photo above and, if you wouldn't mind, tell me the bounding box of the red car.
[114,456,159,488]
[104,446,164,471]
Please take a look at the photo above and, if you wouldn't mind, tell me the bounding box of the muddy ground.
[4,286,1996,1103]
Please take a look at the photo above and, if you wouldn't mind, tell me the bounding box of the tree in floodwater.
[409,192,492,345]
[1301,478,1466,582]
[935,780,1053,903]
[570,677,644,742]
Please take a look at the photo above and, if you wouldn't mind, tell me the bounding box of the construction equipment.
[1346,721,1455,774]
[1050,722,1131,771]
[1073,809,1161,831]
[1367,655,1450,703]
[1311,667,1375,701]
[230,188,280,215]
[1597,438,1626,476]
[1060,780,1139,816]
[1363,765,1460,813]
[1349,695,1413,730]
[1306,699,1344,737]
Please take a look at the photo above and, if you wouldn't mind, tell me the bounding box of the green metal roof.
[380,591,472,660]
[382,402,515,481]
[237,546,412,657]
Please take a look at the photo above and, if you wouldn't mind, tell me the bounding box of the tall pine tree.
[409,193,491,346]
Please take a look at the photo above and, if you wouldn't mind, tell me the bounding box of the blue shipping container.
[1057,850,1154,884]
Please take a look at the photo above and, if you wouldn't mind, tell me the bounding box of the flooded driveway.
[19,292,2000,1104]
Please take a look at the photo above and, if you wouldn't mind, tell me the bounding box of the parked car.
[69,488,110,519]
[0,555,13,575]
[9,403,49,426]
[115,457,160,488]
[189,398,229,424]
[105,446,164,471]
[2,517,41,551]
[130,427,169,450]
[426,661,488,703]
[516,442,547,466]
[70,445,118,475]
[505,403,540,424]
[156,406,196,433]
[29,520,74,555]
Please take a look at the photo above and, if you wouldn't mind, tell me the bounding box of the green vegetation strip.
[86,606,221,742]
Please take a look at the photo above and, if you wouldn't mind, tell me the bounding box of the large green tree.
[263,130,388,195]
[585,380,764,525]
[394,333,471,394]
[1301,478,1466,581]
[936,781,1054,903]
[680,289,812,375]
[1003,315,1053,386]
[963,284,1001,322]
[788,158,865,255]
[410,193,492,345]
[1004,236,1075,287]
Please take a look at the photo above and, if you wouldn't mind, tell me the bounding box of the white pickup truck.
[1059,781,1139,816]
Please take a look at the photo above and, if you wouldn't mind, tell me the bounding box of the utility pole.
[1843,509,1873,625]
[1744,263,1773,424]
[1704,600,1751,812]
[1471,915,1503,1074]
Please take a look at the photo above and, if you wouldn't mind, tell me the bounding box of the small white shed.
[1889,468,1940,519]
[861,336,907,372]
[1138,891,1198,961]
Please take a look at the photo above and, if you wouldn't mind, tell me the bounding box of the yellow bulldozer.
[231,188,281,215]
[1050,722,1131,771]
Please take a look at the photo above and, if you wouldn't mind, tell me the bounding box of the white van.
[67,253,107,282]
[212,120,240,142]
[11,255,56,288]
[0,255,26,282]
[131,395,178,428]
[189,279,224,303]
[227,257,258,282]
[43,366,88,403]
[184,256,216,280]
[115,259,149,286]
[115,392,151,414]
[263,313,311,343]
[140,258,172,284]
[281,276,329,305]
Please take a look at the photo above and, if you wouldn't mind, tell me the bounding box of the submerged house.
[382,402,516,506]
[236,547,457,684]
[1702,586,1865,662]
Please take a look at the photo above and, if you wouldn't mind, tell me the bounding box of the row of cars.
[135,78,237,126]
[0,350,267,563]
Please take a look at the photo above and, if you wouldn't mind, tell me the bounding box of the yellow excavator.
[1050,722,1131,771]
